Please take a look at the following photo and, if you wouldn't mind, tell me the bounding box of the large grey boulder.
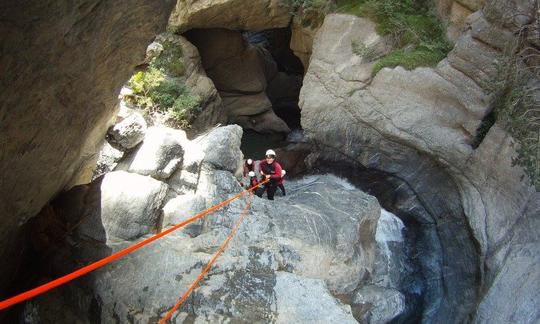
[58,171,168,243]
[107,112,147,151]
[162,193,206,227]
[92,142,124,180]
[274,272,357,323]
[196,125,244,174]
[128,126,187,180]
[352,285,406,324]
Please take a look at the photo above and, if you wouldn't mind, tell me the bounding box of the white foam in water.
[376,209,405,243]
[291,174,357,191]
[286,129,307,143]
[323,174,357,190]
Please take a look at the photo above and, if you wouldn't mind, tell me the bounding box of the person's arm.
[271,163,283,179]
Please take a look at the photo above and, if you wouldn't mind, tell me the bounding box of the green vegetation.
[336,0,451,74]
[127,38,201,129]
[288,0,452,74]
[153,39,185,76]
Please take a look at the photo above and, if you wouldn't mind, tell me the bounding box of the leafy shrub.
[170,94,201,127]
[128,67,165,108]
[153,39,185,77]
[150,79,185,110]
[126,38,200,129]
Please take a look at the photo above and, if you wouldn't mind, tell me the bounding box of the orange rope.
[160,192,254,324]
[0,180,267,311]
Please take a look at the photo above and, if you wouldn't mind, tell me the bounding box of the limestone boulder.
[93,142,124,180]
[352,285,406,324]
[196,125,244,174]
[169,0,291,33]
[33,174,411,322]
[107,112,147,151]
[56,171,168,242]
[274,272,357,323]
[162,194,207,238]
[128,126,187,180]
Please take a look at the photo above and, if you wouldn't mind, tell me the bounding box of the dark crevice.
[249,28,304,130]
[472,107,497,148]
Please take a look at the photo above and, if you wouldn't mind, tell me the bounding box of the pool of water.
[240,130,288,160]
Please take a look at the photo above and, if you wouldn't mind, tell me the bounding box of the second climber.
[256,149,283,200]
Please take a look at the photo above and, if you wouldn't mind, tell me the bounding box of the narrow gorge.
[0,0,538,323]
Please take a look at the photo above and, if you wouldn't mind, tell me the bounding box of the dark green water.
[240,130,287,160]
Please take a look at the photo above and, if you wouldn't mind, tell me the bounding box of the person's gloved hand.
[281,170,286,176]
[248,171,255,177]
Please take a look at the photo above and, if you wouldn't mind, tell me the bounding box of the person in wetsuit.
[256,149,283,200]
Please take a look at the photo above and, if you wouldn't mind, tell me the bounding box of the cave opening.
[184,25,305,159]
[243,27,304,131]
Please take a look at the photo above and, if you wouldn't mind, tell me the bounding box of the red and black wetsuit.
[257,160,283,200]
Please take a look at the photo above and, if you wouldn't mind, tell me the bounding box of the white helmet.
[281,170,286,176]
[247,159,253,165]
[248,171,255,177]
[265,149,276,157]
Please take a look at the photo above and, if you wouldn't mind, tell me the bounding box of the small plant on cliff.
[126,36,201,129]
[153,39,185,77]
[128,67,200,128]
[286,0,334,28]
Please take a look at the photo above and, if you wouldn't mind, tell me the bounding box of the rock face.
[177,34,228,134]
[169,0,291,33]
[290,16,320,70]
[0,0,175,292]
[437,0,487,41]
[300,5,539,323]
[26,125,414,323]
